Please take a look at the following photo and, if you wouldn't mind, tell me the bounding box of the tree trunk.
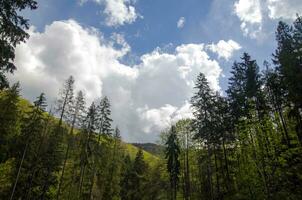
[9,142,29,200]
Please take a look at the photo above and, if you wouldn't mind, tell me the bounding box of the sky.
[10,0,302,142]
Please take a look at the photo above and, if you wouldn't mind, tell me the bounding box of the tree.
[56,76,74,126]
[165,126,180,200]
[227,53,263,123]
[97,96,113,136]
[102,127,123,199]
[77,102,97,199]
[120,154,133,200]
[0,0,37,89]
[273,17,302,142]
[9,93,47,200]
[191,73,214,144]
[130,149,148,200]
[175,119,192,200]
[0,83,21,163]
[56,90,86,199]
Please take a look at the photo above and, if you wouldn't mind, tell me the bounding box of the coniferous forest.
[0,1,302,200]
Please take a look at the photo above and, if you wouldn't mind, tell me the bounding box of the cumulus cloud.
[80,0,139,26]
[234,0,262,38]
[10,20,225,142]
[234,0,302,38]
[267,0,302,20]
[177,17,185,29]
[207,40,241,60]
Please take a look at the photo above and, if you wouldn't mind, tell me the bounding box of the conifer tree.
[120,154,132,200]
[165,126,180,200]
[56,90,86,199]
[56,76,74,126]
[97,96,113,136]
[0,83,21,163]
[9,93,47,200]
[78,102,97,199]
[103,127,123,199]
[131,149,148,200]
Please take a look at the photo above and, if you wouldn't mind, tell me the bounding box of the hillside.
[17,95,160,163]
[131,143,164,156]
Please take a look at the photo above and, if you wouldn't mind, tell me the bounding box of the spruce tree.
[9,93,47,200]
[56,75,74,126]
[120,154,132,200]
[97,96,113,136]
[165,126,180,200]
[78,102,97,199]
[56,90,86,199]
[131,149,148,200]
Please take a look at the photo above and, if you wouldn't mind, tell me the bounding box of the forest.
[0,1,302,200]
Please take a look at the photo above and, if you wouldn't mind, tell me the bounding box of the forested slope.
[0,89,164,200]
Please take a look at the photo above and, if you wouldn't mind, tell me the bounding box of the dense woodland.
[0,1,302,200]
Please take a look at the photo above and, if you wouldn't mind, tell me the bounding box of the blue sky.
[15,0,302,142]
[23,0,281,90]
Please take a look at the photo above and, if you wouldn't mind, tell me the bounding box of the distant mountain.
[130,142,164,156]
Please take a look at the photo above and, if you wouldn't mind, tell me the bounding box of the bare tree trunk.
[9,142,29,200]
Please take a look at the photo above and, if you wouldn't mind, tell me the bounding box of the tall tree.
[56,76,74,126]
[97,96,113,136]
[56,90,86,199]
[165,126,180,200]
[0,83,20,163]
[0,0,37,88]
[130,149,148,200]
[78,102,97,199]
[9,93,47,200]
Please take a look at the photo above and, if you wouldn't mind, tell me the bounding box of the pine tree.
[9,93,47,200]
[120,154,132,200]
[87,97,113,198]
[56,76,75,126]
[97,96,113,136]
[165,126,180,200]
[56,90,86,199]
[131,149,148,200]
[78,102,97,199]
[102,127,123,199]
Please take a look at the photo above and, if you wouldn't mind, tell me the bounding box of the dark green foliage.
[97,96,113,136]
[165,126,180,200]
[0,83,21,163]
[0,0,37,88]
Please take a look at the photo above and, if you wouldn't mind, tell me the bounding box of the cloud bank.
[10,20,240,142]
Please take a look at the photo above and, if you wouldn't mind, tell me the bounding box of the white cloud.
[11,20,224,142]
[234,0,262,24]
[267,0,302,20]
[234,0,262,38]
[81,0,139,26]
[207,40,241,60]
[177,17,185,29]
[234,0,302,38]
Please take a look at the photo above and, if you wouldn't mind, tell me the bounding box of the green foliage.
[165,126,181,200]
[1,13,302,200]
[0,0,37,88]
